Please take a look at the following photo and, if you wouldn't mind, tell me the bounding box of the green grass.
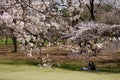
[0,58,120,80]
[0,38,13,45]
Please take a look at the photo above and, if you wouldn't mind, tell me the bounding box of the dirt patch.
[0,45,120,66]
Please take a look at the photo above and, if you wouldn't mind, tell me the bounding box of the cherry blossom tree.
[0,0,87,66]
[62,22,120,57]
[0,0,120,66]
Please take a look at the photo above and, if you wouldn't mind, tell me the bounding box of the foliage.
[0,0,120,66]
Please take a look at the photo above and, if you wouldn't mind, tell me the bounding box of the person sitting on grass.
[81,61,96,71]
[88,61,96,70]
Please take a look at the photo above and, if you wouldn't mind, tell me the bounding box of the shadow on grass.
[53,62,120,73]
[0,59,120,73]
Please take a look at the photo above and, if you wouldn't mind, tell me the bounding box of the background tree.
[84,0,102,21]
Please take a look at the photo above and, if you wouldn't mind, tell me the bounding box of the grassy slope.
[0,65,120,80]
[0,44,120,80]
[0,59,120,80]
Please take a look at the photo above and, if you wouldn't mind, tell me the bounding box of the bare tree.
[86,0,102,21]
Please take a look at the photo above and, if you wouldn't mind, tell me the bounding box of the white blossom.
[0,0,119,63]
[2,12,13,26]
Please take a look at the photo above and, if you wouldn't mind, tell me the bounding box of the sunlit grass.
[0,64,120,80]
[0,58,120,80]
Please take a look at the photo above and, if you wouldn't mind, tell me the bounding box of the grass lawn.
[0,59,120,80]
[0,38,13,45]
[0,44,120,80]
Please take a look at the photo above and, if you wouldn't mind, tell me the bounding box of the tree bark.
[5,34,8,45]
[10,29,17,53]
[86,0,96,21]
[12,36,17,53]
[89,0,95,20]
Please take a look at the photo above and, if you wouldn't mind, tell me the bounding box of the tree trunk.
[38,47,43,66]
[5,34,8,45]
[12,36,17,53]
[86,0,96,21]
[10,29,17,53]
[90,0,95,20]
